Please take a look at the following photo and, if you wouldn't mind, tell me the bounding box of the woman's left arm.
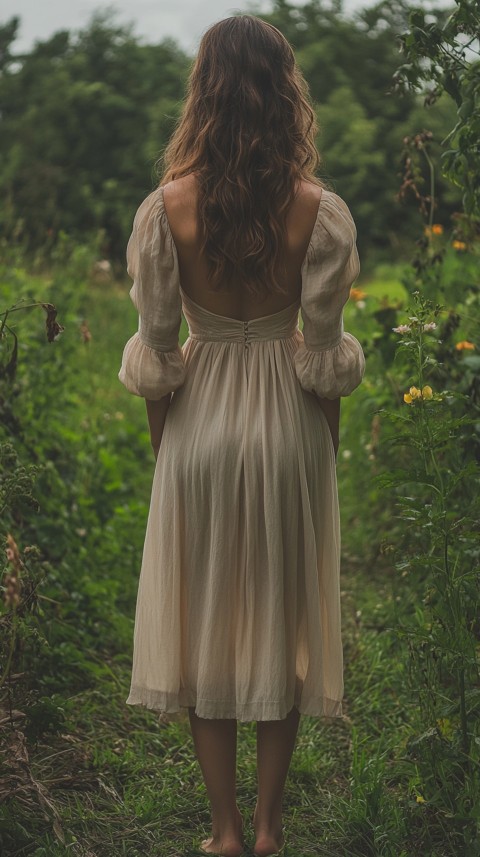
[146,394,172,459]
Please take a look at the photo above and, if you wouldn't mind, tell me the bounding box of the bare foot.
[253,832,284,857]
[253,807,284,856]
[200,810,244,856]
[200,835,244,856]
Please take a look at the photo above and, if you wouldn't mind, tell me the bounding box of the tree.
[0,10,190,261]
[259,0,460,261]
[394,0,480,217]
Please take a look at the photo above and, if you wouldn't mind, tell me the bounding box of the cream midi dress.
[118,185,365,721]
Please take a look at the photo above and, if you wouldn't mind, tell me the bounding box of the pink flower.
[392,324,411,334]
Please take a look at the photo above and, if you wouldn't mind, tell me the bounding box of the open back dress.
[118,185,365,721]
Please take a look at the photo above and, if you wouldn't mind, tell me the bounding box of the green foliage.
[0,2,462,270]
[364,3,480,846]
[0,11,190,263]
[0,239,151,721]
[377,290,480,848]
[394,0,480,215]
[258,0,461,263]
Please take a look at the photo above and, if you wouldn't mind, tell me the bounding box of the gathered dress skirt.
[125,285,343,721]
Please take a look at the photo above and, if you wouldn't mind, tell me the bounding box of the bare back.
[162,175,323,321]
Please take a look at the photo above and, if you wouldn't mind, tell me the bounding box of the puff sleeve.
[293,190,365,399]
[118,187,186,400]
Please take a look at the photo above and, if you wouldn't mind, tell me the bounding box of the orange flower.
[452,240,467,251]
[425,224,443,238]
[455,340,475,351]
[350,287,367,301]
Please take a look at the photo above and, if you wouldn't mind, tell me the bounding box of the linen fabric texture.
[118,185,365,721]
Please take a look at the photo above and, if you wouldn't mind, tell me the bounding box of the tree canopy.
[0,1,461,267]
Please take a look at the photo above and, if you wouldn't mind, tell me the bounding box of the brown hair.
[158,14,324,298]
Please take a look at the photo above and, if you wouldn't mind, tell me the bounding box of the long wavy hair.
[158,15,325,298]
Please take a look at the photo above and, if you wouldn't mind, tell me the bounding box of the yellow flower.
[452,240,467,250]
[455,340,475,351]
[416,795,426,803]
[350,287,368,301]
[432,224,443,235]
[404,385,433,403]
[424,226,432,237]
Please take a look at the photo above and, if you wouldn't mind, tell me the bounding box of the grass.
[5,553,414,857]
[358,264,409,303]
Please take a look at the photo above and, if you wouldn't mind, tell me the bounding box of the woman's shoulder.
[162,175,199,247]
[296,179,324,201]
[162,174,198,211]
[295,181,354,228]
[132,176,196,222]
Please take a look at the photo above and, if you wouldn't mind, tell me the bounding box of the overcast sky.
[2,0,438,56]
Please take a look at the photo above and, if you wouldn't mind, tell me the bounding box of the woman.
[118,14,365,857]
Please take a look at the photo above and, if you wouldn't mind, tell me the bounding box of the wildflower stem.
[0,301,48,317]
[443,528,449,581]
[422,146,435,229]
[0,610,18,691]
[0,301,51,338]
[0,309,8,339]
[459,667,469,757]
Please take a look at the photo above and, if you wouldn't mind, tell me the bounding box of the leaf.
[461,356,480,371]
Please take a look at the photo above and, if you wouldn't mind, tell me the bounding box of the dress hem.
[125,686,343,721]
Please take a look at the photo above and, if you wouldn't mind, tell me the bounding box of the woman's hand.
[145,394,172,460]
[331,434,339,460]
[317,396,340,460]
